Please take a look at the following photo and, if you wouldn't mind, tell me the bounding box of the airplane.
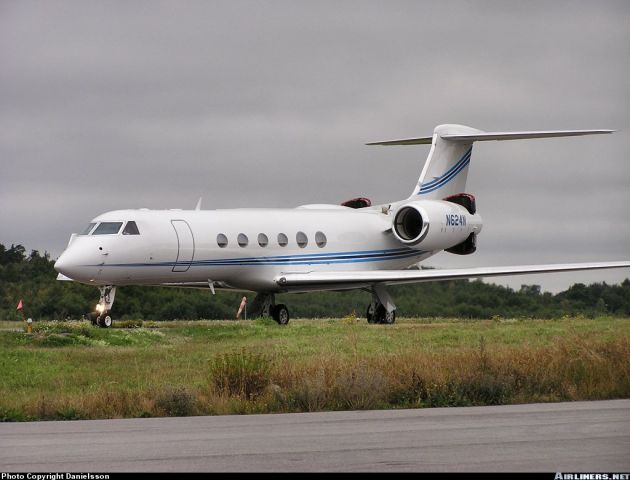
[54,123,630,327]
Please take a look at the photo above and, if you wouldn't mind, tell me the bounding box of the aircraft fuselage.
[55,204,481,292]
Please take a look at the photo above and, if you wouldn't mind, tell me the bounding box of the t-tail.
[367,124,614,200]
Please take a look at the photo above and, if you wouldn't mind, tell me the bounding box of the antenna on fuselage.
[195,197,203,211]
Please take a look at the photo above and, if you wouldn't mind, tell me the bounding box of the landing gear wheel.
[272,304,290,325]
[375,304,396,325]
[97,313,113,328]
[366,303,377,324]
[382,309,396,325]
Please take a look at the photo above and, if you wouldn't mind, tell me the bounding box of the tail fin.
[367,124,613,200]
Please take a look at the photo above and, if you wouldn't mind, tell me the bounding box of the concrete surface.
[1,400,629,472]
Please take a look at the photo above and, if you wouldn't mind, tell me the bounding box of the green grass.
[1,316,629,421]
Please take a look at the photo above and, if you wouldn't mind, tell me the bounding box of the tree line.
[1,243,629,320]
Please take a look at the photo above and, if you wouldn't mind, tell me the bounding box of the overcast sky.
[1,0,629,292]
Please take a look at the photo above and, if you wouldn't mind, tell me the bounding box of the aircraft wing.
[275,261,630,290]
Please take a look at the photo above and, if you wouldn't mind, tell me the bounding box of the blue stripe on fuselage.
[95,247,424,268]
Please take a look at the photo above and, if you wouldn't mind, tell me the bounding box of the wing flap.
[276,261,630,288]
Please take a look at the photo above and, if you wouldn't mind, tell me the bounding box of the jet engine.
[392,199,482,252]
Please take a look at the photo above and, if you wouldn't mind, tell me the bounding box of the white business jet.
[54,124,630,327]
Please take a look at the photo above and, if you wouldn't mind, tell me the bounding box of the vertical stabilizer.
[411,124,481,199]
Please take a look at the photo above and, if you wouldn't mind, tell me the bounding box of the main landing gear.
[366,284,397,325]
[250,286,396,326]
[250,293,290,325]
[87,285,116,328]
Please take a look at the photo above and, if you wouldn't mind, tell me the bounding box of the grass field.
[1,316,629,421]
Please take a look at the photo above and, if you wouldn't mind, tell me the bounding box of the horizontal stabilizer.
[367,129,613,146]
[442,129,614,143]
[367,136,433,146]
[276,261,630,289]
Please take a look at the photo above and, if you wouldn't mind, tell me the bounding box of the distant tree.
[0,242,629,320]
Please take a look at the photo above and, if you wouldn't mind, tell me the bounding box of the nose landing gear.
[86,285,116,328]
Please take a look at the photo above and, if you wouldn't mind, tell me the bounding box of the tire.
[97,313,113,328]
[382,309,396,325]
[375,304,396,325]
[273,304,290,325]
[366,303,377,324]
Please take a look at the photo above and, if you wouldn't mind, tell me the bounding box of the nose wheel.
[97,312,113,328]
[87,285,117,328]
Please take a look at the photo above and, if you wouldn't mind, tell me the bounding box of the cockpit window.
[92,222,123,235]
[81,223,96,235]
[122,221,140,235]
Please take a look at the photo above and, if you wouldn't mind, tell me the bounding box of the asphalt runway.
[1,399,629,472]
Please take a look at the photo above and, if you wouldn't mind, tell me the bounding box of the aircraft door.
[171,220,195,272]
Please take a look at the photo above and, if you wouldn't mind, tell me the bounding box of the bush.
[209,349,273,399]
[155,386,195,417]
[334,364,389,410]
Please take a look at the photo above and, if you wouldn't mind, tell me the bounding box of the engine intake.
[393,206,426,242]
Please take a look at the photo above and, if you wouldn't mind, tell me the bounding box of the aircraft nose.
[54,244,101,282]
[54,252,70,274]
[54,250,81,278]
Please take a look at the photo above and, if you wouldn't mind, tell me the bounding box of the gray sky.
[1,0,629,292]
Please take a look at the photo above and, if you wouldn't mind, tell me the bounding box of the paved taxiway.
[1,399,629,472]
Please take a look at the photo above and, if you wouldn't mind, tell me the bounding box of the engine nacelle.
[392,200,482,251]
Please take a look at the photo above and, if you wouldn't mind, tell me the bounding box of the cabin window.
[81,223,96,235]
[315,231,327,248]
[296,231,308,248]
[277,233,288,247]
[122,221,140,235]
[238,233,249,247]
[258,233,268,247]
[92,222,123,235]
[217,233,228,248]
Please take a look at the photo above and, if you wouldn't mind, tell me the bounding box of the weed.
[155,385,196,417]
[341,310,359,325]
[56,406,82,420]
[334,363,389,410]
[209,349,273,399]
[254,316,277,327]
[287,370,330,412]
[0,407,29,422]
[115,320,144,329]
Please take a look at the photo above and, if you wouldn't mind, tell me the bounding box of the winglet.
[195,197,203,211]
